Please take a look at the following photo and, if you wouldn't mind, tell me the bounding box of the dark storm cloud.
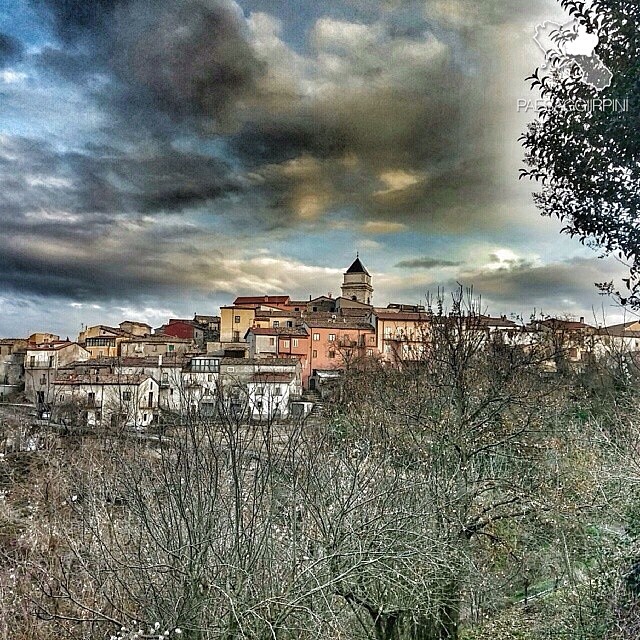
[2,0,561,307]
[0,135,238,221]
[457,257,623,309]
[396,258,463,269]
[32,0,523,232]
[35,0,265,131]
[0,33,24,67]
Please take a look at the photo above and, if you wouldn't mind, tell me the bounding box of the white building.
[52,373,159,429]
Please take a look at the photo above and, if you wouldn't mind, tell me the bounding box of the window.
[367,349,373,357]
[286,321,293,328]
[29,356,35,368]
[40,374,46,385]
[87,337,116,347]
[313,333,320,341]
[293,339,299,347]
[312,350,317,358]
[148,391,154,407]
[328,334,336,342]
[87,392,96,406]
[168,344,174,352]
[282,340,290,349]
[312,306,318,312]
[162,373,169,383]
[234,315,241,324]
[269,338,275,346]
[122,391,132,402]
[191,358,220,373]
[273,320,280,327]
[48,356,54,367]
[328,351,335,359]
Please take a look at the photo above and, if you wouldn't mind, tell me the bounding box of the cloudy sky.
[0,0,628,337]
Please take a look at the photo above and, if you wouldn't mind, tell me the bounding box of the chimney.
[579,317,584,324]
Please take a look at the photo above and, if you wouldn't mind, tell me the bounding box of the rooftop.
[53,374,153,385]
[122,335,193,343]
[249,373,296,383]
[233,295,291,306]
[304,319,374,330]
[27,341,82,352]
[221,357,301,367]
[345,256,370,276]
[245,327,308,337]
[375,311,432,321]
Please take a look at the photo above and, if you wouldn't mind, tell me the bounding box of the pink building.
[304,320,377,383]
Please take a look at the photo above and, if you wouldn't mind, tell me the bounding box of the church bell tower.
[341,255,373,305]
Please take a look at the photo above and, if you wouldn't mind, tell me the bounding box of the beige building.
[24,341,91,407]
[119,335,194,358]
[78,321,152,358]
[0,339,28,400]
[371,309,431,363]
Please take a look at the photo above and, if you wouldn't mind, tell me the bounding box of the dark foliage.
[521,0,640,305]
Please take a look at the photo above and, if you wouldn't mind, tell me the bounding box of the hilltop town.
[1,256,638,428]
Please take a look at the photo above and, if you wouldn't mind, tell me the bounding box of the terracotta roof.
[221,358,301,366]
[90,325,133,337]
[53,374,154,385]
[249,373,296,383]
[59,359,115,369]
[536,319,594,331]
[338,307,371,317]
[254,310,301,318]
[27,341,82,351]
[375,311,431,321]
[598,322,640,338]
[166,319,200,327]
[245,327,308,337]
[122,335,192,343]
[469,315,519,329]
[304,319,374,330]
[120,355,189,367]
[233,296,291,306]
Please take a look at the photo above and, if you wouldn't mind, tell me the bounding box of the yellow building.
[219,306,259,343]
[78,325,132,358]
